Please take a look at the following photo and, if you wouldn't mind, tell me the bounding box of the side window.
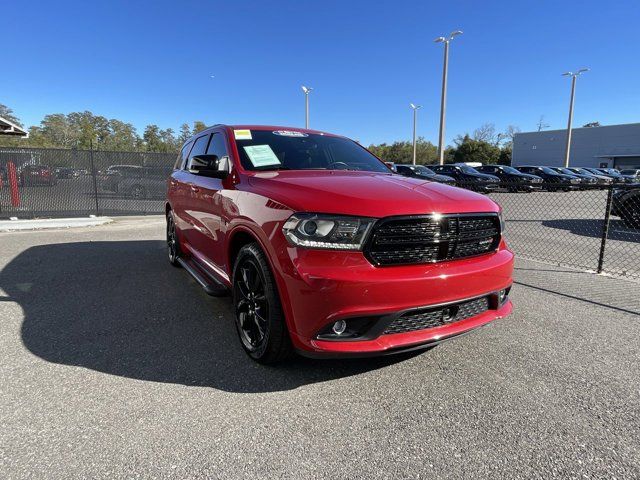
[206,133,231,171]
[186,134,211,170]
[175,141,193,169]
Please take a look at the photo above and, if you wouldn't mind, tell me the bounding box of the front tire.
[232,243,292,363]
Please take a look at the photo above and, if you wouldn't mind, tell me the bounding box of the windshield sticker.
[234,129,252,140]
[273,130,308,137]
[243,145,282,167]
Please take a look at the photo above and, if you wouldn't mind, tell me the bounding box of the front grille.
[383,296,490,335]
[364,214,501,266]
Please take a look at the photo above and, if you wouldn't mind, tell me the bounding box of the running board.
[177,257,229,297]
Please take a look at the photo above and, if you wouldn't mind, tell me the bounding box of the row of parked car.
[392,162,640,192]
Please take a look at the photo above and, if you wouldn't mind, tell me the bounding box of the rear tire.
[232,243,293,364]
[166,211,181,267]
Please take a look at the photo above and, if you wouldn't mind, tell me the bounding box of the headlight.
[498,210,506,234]
[570,178,580,184]
[283,213,375,250]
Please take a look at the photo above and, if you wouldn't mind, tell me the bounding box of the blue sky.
[2,0,639,146]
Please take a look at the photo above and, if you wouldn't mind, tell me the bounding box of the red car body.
[166,125,513,360]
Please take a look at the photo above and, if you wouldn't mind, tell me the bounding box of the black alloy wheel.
[166,211,181,266]
[232,243,292,363]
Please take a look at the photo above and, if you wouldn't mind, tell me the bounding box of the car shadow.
[1,241,417,393]
[541,218,640,241]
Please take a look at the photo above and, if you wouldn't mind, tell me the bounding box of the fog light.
[332,320,347,335]
[499,289,507,303]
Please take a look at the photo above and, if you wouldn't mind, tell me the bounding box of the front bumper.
[277,241,514,357]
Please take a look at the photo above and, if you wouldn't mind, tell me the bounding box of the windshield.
[234,130,390,173]
[557,167,576,175]
[414,166,435,175]
[501,166,521,174]
[538,166,560,175]
[458,164,481,174]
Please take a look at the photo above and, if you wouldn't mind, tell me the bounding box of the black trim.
[363,212,502,267]
[177,257,229,297]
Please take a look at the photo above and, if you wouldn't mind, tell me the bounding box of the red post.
[8,162,20,207]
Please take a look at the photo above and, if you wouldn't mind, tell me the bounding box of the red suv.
[166,125,513,363]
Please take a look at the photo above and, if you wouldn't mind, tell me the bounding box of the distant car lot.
[1,218,638,478]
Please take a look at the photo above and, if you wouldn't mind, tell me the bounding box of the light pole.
[562,68,589,167]
[301,85,313,128]
[410,103,422,165]
[434,30,463,165]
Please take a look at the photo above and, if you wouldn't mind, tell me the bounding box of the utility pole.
[562,68,589,168]
[301,86,313,128]
[410,103,422,165]
[434,30,463,165]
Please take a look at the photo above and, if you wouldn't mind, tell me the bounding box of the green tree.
[450,135,501,164]
[368,137,438,165]
[178,123,191,143]
[0,103,23,127]
[192,121,207,134]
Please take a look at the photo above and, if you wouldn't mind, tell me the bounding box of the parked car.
[591,168,635,184]
[515,166,580,191]
[166,125,513,363]
[100,165,143,193]
[395,164,455,185]
[54,167,80,179]
[611,187,640,228]
[566,167,613,185]
[118,165,173,198]
[550,167,598,188]
[428,163,500,192]
[19,165,57,186]
[619,169,640,181]
[475,165,543,192]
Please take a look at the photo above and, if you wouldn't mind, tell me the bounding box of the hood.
[246,171,499,217]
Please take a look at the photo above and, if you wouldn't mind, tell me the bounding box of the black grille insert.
[383,296,490,335]
[364,214,501,266]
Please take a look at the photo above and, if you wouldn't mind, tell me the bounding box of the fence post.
[597,186,614,273]
[89,140,100,216]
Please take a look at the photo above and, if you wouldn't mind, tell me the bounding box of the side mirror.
[189,154,229,179]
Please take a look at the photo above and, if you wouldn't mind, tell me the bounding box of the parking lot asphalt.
[1,217,639,479]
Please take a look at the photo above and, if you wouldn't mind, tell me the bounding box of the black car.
[54,167,79,179]
[395,164,456,185]
[590,168,634,184]
[515,166,581,191]
[611,186,640,228]
[428,164,500,192]
[566,167,613,185]
[550,167,597,188]
[475,164,543,192]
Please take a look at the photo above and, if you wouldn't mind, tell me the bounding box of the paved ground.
[1,217,639,478]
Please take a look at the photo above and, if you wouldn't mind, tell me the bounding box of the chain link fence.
[0,147,176,218]
[1,151,638,280]
[486,182,640,280]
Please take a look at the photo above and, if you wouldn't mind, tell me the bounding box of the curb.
[0,216,113,232]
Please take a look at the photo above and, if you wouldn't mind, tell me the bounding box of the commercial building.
[512,122,640,169]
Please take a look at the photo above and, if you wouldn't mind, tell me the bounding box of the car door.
[186,131,232,274]
[177,134,211,250]
[169,140,193,231]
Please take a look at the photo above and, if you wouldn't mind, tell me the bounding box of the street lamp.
[301,85,313,128]
[434,30,463,165]
[410,103,422,165]
[561,68,589,167]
